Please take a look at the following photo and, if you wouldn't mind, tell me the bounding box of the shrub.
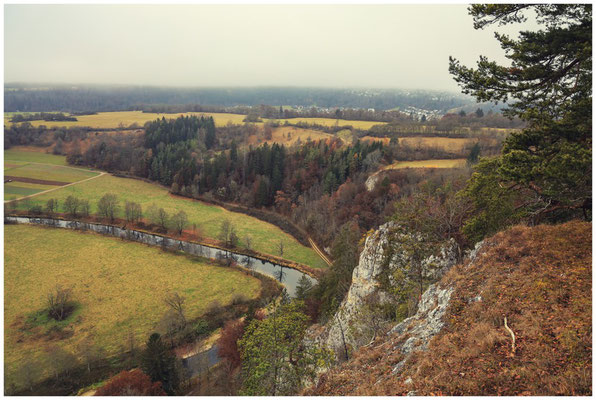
[216,320,245,371]
[95,370,166,396]
[28,205,43,215]
[231,294,248,305]
[47,285,73,321]
[193,319,210,337]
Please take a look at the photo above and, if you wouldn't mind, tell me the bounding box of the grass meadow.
[247,126,336,147]
[4,149,101,200]
[13,174,327,269]
[4,224,262,388]
[4,148,68,166]
[5,163,99,183]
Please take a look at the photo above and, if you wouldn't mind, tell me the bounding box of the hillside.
[306,221,592,396]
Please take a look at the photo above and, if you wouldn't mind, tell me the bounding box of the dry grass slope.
[278,117,385,130]
[308,220,592,396]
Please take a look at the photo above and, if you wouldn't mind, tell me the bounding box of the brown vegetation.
[94,369,166,396]
[306,221,592,396]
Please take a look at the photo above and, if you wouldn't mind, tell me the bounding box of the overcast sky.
[4,4,538,92]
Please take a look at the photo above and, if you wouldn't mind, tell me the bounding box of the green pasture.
[5,149,68,166]
[4,224,262,389]
[14,174,327,269]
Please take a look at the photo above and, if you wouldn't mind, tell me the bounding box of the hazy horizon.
[5,4,539,91]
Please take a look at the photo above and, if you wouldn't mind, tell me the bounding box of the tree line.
[5,85,474,113]
[10,112,77,123]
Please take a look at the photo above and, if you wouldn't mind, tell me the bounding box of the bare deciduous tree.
[171,210,188,235]
[97,193,119,222]
[219,219,231,244]
[80,199,91,217]
[125,201,143,223]
[157,208,169,231]
[164,292,186,327]
[47,285,73,321]
[77,336,104,373]
[45,198,59,215]
[64,195,80,217]
[45,344,78,381]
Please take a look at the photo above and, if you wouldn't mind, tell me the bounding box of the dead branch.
[504,317,516,356]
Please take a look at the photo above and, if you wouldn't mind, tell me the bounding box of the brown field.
[4,176,69,186]
[383,159,467,169]
[5,111,251,129]
[247,126,337,146]
[360,136,498,153]
[399,136,479,152]
[278,117,385,130]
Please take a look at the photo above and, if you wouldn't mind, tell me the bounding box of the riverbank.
[4,222,283,396]
[5,212,322,279]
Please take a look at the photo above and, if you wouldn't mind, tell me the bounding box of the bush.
[47,285,74,321]
[95,370,166,396]
[231,294,248,305]
[216,320,245,371]
[28,205,43,215]
[193,319,210,337]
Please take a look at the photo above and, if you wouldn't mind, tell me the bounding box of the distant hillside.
[307,220,592,396]
[4,84,474,113]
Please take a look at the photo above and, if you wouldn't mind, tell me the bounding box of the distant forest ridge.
[4,84,481,114]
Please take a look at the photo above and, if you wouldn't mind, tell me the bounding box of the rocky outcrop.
[321,222,395,354]
[307,221,592,396]
[310,221,459,358]
[365,173,380,191]
[389,283,454,374]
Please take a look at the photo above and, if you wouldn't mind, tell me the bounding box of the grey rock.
[311,221,459,360]
[365,173,380,191]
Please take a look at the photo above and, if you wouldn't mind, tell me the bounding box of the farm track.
[308,237,332,266]
[6,156,331,269]
[4,167,105,203]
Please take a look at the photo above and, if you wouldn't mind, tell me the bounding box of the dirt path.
[4,169,105,203]
[308,237,332,266]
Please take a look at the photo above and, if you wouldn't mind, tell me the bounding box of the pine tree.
[141,333,179,395]
[450,4,592,227]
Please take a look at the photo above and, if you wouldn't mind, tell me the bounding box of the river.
[5,215,318,379]
[5,216,316,297]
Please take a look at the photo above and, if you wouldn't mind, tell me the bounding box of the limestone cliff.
[308,221,459,358]
[305,221,592,396]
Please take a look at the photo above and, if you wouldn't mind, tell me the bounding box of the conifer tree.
[450,5,592,231]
